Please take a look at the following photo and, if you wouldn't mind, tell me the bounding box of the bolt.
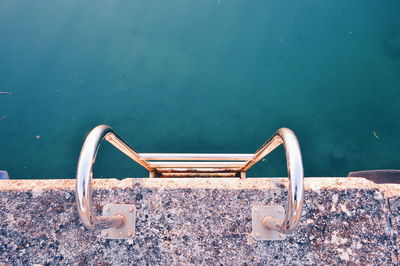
[128,207,134,213]
[102,231,108,237]
[127,231,133,237]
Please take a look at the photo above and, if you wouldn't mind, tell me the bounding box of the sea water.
[0,0,399,178]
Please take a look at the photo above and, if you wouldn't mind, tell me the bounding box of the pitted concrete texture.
[0,178,399,265]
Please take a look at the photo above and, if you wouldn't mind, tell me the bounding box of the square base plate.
[100,204,136,240]
[251,205,286,241]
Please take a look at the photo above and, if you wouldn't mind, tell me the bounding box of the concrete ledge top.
[1,177,399,197]
[1,177,399,264]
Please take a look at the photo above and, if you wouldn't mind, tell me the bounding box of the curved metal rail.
[250,128,304,234]
[76,125,150,230]
[76,125,303,234]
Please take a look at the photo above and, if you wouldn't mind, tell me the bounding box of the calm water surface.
[1,0,400,178]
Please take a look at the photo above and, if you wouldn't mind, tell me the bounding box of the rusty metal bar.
[158,172,238,177]
[140,153,253,161]
[149,161,246,168]
[155,167,241,173]
[241,131,282,172]
[105,134,152,171]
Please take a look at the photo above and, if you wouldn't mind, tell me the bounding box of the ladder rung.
[158,172,238,177]
[156,167,241,173]
[149,161,246,168]
[140,153,253,161]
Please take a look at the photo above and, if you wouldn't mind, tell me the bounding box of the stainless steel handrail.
[76,125,303,234]
[76,125,152,230]
[244,128,304,234]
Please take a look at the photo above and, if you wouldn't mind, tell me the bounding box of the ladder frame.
[76,125,304,234]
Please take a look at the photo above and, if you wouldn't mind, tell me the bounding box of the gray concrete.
[0,178,399,265]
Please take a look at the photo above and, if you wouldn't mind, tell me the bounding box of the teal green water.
[1,0,400,179]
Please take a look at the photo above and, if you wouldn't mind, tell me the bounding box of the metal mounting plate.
[100,204,136,240]
[251,205,286,241]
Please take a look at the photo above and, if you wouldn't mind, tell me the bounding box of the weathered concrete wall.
[0,178,399,265]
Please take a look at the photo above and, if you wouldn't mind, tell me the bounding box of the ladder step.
[149,161,246,168]
[158,172,238,177]
[156,167,241,173]
[140,153,253,161]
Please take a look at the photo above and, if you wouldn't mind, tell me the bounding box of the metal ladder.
[76,125,304,240]
[76,125,303,179]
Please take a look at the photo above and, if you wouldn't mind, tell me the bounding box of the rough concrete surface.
[0,178,399,265]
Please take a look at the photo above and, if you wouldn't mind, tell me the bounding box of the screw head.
[127,231,133,237]
[102,231,108,237]
[104,206,110,212]
[255,233,260,238]
[279,233,285,238]
[277,208,283,213]
[128,207,134,213]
